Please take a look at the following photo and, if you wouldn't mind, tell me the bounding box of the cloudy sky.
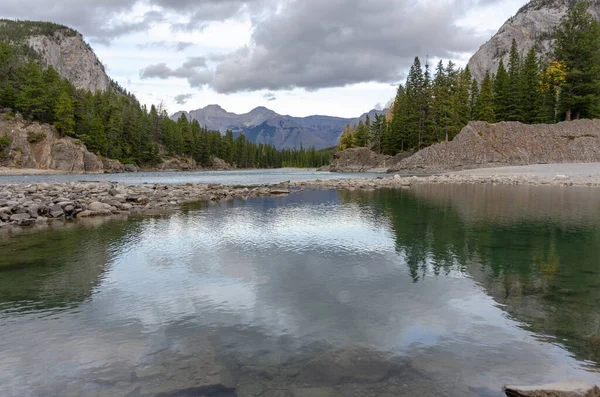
[3,0,526,117]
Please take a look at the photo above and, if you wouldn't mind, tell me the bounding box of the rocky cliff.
[0,20,110,92]
[468,0,600,82]
[0,111,107,173]
[390,119,600,173]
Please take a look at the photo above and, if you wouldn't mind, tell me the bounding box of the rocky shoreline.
[1,169,599,229]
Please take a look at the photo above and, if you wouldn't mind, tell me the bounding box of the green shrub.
[27,131,46,144]
[3,112,15,120]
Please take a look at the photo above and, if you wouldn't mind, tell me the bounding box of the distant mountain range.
[171,105,382,150]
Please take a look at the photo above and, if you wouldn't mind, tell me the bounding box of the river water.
[1,183,600,396]
[0,169,380,186]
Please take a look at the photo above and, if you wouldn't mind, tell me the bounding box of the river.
[0,169,380,186]
[1,183,600,396]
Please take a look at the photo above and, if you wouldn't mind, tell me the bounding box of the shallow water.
[1,185,600,396]
[0,169,380,186]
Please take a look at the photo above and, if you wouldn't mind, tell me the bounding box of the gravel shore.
[1,163,599,229]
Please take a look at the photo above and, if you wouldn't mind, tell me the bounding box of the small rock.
[555,175,570,180]
[64,205,75,214]
[270,189,291,195]
[504,381,600,397]
[76,210,93,218]
[10,213,31,223]
[49,204,65,218]
[88,202,106,212]
[394,174,401,179]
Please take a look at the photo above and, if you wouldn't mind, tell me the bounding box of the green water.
[0,185,599,396]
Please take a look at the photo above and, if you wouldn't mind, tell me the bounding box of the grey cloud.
[142,0,494,93]
[263,92,276,101]
[138,41,195,52]
[0,0,160,43]
[140,59,213,88]
[175,94,194,105]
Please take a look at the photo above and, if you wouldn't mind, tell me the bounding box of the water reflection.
[1,186,600,396]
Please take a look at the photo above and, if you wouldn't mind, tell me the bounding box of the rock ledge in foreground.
[505,381,600,397]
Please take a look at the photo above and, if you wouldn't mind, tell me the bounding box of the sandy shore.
[453,163,600,179]
[0,167,76,175]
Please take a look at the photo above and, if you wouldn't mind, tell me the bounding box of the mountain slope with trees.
[340,0,600,164]
[0,21,331,170]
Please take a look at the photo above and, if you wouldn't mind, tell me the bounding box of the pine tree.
[493,60,510,121]
[16,60,45,120]
[339,124,355,150]
[520,46,542,123]
[506,39,523,121]
[554,0,600,120]
[354,120,367,147]
[477,71,495,122]
[469,78,479,120]
[53,89,75,136]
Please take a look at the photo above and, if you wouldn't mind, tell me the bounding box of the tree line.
[0,26,331,169]
[340,0,600,156]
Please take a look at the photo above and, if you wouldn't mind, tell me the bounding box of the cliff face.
[27,33,110,93]
[390,119,600,172]
[467,0,600,82]
[0,20,110,93]
[0,112,104,173]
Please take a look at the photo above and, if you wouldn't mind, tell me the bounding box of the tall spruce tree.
[553,0,600,120]
[506,39,523,121]
[520,46,542,123]
[53,89,75,136]
[493,60,510,121]
[477,71,495,122]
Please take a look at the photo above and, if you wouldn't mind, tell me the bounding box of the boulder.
[296,344,392,386]
[505,381,600,397]
[270,189,291,195]
[88,202,106,212]
[9,213,31,223]
[49,204,65,218]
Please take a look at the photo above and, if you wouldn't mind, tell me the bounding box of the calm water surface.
[0,169,380,185]
[1,184,600,396]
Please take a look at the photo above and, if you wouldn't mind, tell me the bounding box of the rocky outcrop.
[468,0,600,82]
[27,32,110,93]
[505,381,600,396]
[0,112,104,173]
[390,119,600,173]
[328,148,413,172]
[330,148,390,172]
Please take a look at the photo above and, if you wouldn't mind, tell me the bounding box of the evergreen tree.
[16,60,45,120]
[506,39,523,121]
[553,0,600,120]
[469,78,479,120]
[53,89,75,136]
[477,71,495,122]
[520,46,542,123]
[493,60,510,120]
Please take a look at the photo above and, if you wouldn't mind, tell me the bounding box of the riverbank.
[1,163,599,229]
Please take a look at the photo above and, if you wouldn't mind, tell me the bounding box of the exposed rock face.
[329,147,413,172]
[330,148,391,172]
[390,119,600,173]
[505,381,600,397]
[173,105,383,150]
[27,32,110,92]
[296,344,393,386]
[0,113,104,173]
[468,0,600,82]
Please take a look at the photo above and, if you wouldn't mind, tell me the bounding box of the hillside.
[0,20,110,92]
[389,119,600,173]
[468,0,600,81]
[172,105,382,150]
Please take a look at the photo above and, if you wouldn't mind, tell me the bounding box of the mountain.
[468,0,600,82]
[172,106,382,150]
[0,20,110,92]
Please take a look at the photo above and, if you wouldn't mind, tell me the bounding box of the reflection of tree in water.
[0,218,144,313]
[340,186,600,366]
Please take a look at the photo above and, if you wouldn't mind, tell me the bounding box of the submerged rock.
[504,381,600,397]
[296,343,392,386]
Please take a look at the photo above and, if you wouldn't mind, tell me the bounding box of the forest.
[340,1,600,156]
[0,22,331,169]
